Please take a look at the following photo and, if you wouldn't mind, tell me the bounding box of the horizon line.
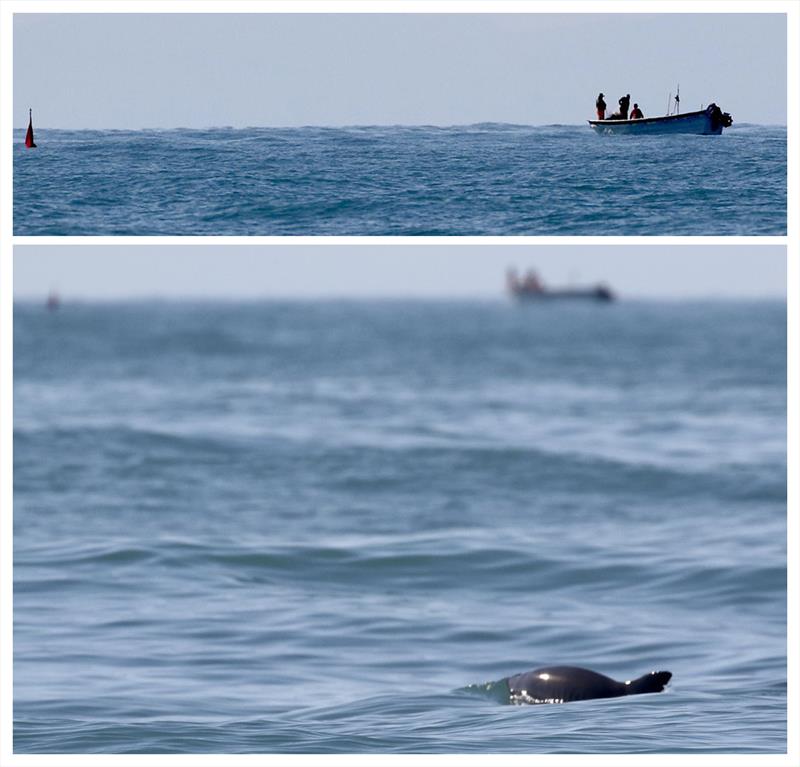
[12,294,787,303]
[12,120,784,131]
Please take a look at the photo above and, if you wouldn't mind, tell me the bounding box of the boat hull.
[511,287,614,302]
[588,107,728,136]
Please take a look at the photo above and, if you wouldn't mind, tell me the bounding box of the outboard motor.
[594,285,614,302]
[707,103,734,131]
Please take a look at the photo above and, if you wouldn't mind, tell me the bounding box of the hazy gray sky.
[14,245,786,300]
[14,13,787,128]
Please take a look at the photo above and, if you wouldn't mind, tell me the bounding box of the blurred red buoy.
[25,108,37,148]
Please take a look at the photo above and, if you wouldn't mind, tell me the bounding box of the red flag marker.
[25,108,37,148]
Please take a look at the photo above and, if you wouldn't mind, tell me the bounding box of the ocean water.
[14,299,786,754]
[13,124,786,235]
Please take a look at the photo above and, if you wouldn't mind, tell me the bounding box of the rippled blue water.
[14,300,786,753]
[13,124,786,235]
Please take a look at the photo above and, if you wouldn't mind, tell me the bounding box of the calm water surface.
[14,300,786,753]
[13,124,786,235]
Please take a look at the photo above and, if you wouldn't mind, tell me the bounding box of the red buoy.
[25,108,37,148]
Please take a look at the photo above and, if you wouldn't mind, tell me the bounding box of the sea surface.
[14,299,787,754]
[13,124,786,235]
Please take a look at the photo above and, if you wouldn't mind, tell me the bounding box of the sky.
[13,245,787,300]
[13,12,787,128]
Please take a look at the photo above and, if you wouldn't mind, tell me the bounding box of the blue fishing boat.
[589,102,733,136]
[507,269,614,303]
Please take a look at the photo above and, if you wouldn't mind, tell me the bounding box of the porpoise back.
[505,665,672,704]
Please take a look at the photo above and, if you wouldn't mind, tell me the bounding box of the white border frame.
[1,2,797,765]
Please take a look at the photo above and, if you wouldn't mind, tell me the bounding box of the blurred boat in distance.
[507,268,615,303]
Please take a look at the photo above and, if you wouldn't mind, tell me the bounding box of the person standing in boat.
[618,94,630,120]
[630,103,644,119]
[595,93,606,120]
[523,270,543,293]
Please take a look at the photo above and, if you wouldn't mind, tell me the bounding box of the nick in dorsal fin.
[625,670,672,695]
[25,108,37,148]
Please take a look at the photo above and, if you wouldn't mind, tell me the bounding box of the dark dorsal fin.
[625,670,672,695]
